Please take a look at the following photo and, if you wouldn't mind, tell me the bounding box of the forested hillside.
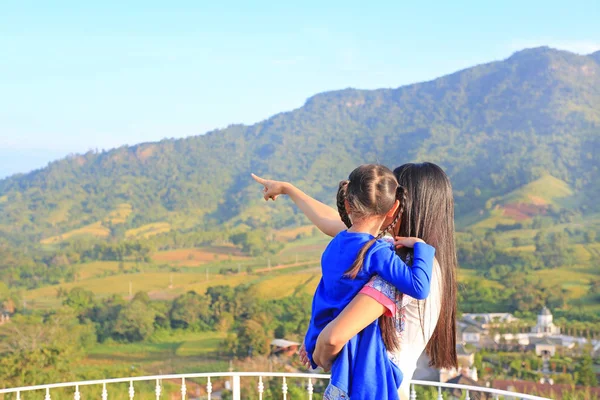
[1,46,599,248]
[0,47,599,313]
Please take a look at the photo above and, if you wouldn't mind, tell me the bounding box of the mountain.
[1,47,599,246]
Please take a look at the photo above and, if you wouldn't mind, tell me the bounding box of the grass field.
[25,223,600,314]
[76,261,126,280]
[41,204,135,244]
[126,222,171,239]
[106,203,133,224]
[465,175,581,231]
[533,264,598,298]
[84,331,229,378]
[41,221,111,244]
[275,225,317,241]
[24,271,208,306]
[458,269,506,289]
[152,246,247,266]
[500,175,573,207]
[47,202,72,225]
[175,331,227,357]
[253,272,320,299]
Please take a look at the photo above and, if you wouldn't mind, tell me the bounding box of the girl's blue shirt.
[305,230,435,400]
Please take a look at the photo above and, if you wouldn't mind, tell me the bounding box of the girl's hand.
[251,173,289,201]
[298,342,310,368]
[394,236,425,248]
[313,336,333,372]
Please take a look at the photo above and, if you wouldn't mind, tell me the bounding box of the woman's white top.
[393,260,442,400]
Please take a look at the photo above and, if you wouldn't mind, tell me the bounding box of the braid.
[380,185,407,236]
[344,237,377,279]
[396,185,407,223]
[337,180,352,228]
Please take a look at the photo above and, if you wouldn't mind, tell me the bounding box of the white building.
[461,312,518,329]
[531,307,560,335]
[461,325,483,345]
[532,337,558,357]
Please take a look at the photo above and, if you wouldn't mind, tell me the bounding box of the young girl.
[302,164,435,400]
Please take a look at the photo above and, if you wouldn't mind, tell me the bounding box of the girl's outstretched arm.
[313,293,386,370]
[251,174,346,237]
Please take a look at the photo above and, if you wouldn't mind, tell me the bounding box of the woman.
[251,162,458,400]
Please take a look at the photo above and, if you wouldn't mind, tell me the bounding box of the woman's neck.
[347,216,385,236]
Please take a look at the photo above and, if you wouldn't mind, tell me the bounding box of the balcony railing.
[0,372,551,400]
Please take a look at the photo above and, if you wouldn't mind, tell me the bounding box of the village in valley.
[390,307,598,397]
[270,306,600,398]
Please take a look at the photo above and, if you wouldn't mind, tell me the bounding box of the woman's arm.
[251,174,346,237]
[312,293,386,370]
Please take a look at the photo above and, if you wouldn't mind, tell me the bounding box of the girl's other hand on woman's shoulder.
[394,236,425,248]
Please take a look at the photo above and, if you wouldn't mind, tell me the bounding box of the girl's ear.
[386,200,400,218]
[344,199,352,219]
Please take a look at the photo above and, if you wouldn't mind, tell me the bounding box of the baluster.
[232,375,241,400]
[493,395,499,400]
[281,377,288,400]
[410,384,417,400]
[437,385,443,400]
[464,390,470,400]
[206,377,212,400]
[155,379,162,400]
[74,384,81,400]
[257,376,264,400]
[181,377,186,399]
[102,383,108,400]
[307,378,314,400]
[16,392,20,400]
[45,388,51,400]
[129,380,135,400]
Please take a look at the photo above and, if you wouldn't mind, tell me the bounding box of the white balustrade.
[74,385,80,400]
[180,377,186,399]
[0,372,552,400]
[257,376,264,400]
[154,379,161,400]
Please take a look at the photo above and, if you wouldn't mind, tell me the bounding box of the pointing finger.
[251,173,267,185]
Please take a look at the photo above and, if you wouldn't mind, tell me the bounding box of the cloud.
[508,39,600,55]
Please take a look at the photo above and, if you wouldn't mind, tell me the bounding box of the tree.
[88,295,125,342]
[63,287,95,315]
[217,312,234,333]
[575,355,598,386]
[236,319,270,358]
[0,311,95,387]
[222,333,238,357]
[169,291,211,330]
[113,299,157,342]
[583,230,596,244]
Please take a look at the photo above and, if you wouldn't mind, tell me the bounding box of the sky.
[1,0,599,177]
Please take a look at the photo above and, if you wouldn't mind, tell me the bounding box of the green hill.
[1,47,599,249]
[461,175,578,230]
[0,47,599,309]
